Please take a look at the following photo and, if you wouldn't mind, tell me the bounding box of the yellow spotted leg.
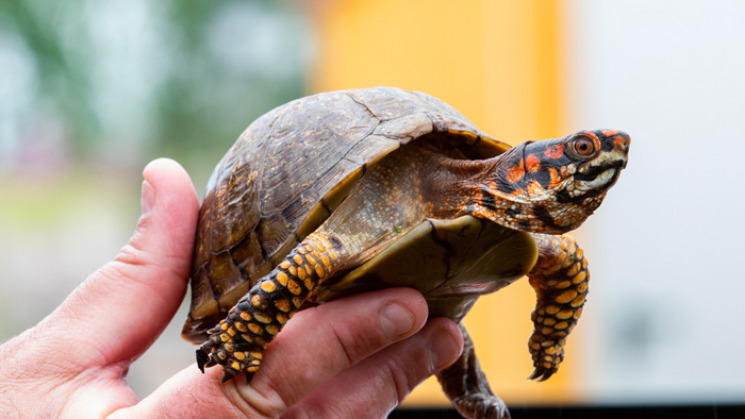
[196,233,339,382]
[526,234,589,381]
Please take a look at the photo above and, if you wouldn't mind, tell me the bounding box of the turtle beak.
[596,130,630,170]
[615,131,631,161]
[609,130,630,163]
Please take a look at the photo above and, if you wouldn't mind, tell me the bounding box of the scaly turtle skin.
[182,87,630,419]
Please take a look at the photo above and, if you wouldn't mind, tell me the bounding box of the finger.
[45,158,199,366]
[287,317,464,418]
[234,287,429,416]
[110,288,429,418]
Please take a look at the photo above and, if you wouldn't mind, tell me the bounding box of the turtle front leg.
[436,324,511,419]
[527,234,589,381]
[196,233,339,382]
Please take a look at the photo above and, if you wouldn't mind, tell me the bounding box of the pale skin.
[0,158,464,418]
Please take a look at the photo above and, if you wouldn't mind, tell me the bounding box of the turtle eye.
[572,136,597,157]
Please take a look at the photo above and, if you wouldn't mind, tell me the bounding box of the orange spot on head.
[506,164,525,183]
[548,167,564,188]
[601,129,618,137]
[527,181,545,196]
[545,144,564,160]
[525,154,541,172]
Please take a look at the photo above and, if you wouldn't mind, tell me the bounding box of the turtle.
[182,86,630,418]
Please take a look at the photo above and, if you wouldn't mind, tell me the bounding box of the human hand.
[0,158,464,418]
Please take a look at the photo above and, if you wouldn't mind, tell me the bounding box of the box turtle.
[182,87,629,418]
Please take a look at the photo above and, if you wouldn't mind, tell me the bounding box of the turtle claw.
[221,368,239,383]
[528,366,555,382]
[196,348,209,373]
[196,332,265,383]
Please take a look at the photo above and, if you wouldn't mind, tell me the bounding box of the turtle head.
[480,129,630,233]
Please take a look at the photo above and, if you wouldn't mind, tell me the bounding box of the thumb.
[48,158,199,368]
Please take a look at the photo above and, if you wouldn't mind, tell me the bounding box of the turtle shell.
[183,87,523,343]
[316,215,537,321]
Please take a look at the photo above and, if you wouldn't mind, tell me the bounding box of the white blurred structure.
[568,0,745,403]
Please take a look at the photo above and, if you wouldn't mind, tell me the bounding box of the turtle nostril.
[614,132,631,154]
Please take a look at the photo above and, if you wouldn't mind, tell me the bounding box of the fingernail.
[380,302,416,339]
[430,326,462,370]
[141,180,155,216]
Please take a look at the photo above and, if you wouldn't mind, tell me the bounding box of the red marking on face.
[526,154,541,172]
[548,167,564,188]
[613,135,626,147]
[527,180,545,196]
[601,129,618,137]
[545,144,564,160]
[506,164,525,184]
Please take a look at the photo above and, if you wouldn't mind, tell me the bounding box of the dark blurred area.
[391,405,745,419]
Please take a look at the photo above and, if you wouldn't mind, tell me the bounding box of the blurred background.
[2,0,744,412]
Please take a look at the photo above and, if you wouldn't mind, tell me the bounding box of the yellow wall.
[309,0,582,406]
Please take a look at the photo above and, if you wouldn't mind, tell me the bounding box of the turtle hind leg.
[436,324,511,419]
[196,233,339,382]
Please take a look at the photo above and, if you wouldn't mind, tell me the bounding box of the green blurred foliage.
[0,0,312,177]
